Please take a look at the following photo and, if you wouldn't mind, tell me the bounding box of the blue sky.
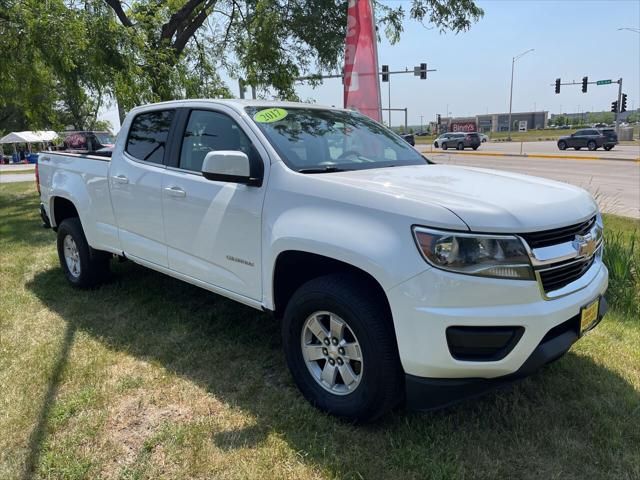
[101,0,640,130]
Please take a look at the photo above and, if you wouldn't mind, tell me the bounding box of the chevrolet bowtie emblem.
[573,233,597,258]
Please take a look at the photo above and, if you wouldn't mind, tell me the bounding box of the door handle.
[111,174,129,184]
[164,186,186,198]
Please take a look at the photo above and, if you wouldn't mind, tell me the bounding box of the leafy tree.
[1,0,483,129]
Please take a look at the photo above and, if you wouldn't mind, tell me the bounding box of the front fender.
[262,203,430,310]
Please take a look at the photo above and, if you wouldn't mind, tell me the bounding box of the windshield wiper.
[297,166,350,174]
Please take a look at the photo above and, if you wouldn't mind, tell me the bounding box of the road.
[420,140,639,160]
[428,152,640,219]
[1,155,638,218]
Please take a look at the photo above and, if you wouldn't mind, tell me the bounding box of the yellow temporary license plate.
[580,298,600,334]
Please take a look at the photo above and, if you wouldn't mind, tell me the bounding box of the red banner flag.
[343,0,382,123]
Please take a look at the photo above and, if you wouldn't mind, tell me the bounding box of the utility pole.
[420,115,423,132]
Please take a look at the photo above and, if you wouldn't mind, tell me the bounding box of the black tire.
[282,274,403,422]
[434,142,439,148]
[481,138,487,143]
[558,141,567,150]
[57,217,110,288]
[456,142,464,150]
[472,146,479,150]
[587,141,597,151]
[442,142,448,150]
[604,145,613,151]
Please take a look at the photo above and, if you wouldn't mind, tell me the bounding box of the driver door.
[161,107,268,301]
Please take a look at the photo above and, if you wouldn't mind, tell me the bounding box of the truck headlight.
[412,227,534,280]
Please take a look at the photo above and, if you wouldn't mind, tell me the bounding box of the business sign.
[450,122,477,133]
[343,0,382,122]
[519,120,528,132]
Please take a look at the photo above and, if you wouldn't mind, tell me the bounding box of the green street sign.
[596,79,612,85]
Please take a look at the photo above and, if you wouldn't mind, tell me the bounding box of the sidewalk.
[0,163,36,172]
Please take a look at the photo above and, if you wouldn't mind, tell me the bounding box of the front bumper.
[386,258,608,380]
[405,297,607,410]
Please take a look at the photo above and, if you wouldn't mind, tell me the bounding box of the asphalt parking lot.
[428,152,640,218]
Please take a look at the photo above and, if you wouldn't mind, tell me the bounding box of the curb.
[422,149,640,163]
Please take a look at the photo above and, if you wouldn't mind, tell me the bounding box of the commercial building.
[439,111,548,133]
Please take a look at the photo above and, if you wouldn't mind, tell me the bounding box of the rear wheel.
[442,142,448,150]
[472,146,479,150]
[282,274,403,422]
[456,142,464,150]
[587,141,597,151]
[57,217,110,288]
[604,145,613,151]
[558,141,567,150]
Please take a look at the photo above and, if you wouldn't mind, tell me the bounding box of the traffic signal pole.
[615,78,623,135]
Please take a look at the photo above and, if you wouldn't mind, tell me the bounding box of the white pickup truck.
[38,100,608,421]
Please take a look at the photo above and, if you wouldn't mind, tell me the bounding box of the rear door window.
[126,110,175,164]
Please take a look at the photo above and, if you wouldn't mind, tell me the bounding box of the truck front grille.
[520,216,596,249]
[537,256,596,293]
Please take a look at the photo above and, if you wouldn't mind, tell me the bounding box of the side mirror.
[201,150,261,186]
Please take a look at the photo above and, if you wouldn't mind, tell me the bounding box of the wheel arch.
[271,250,392,322]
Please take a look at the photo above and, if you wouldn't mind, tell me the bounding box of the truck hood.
[324,164,597,232]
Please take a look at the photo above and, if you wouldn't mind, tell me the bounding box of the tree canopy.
[0,0,483,131]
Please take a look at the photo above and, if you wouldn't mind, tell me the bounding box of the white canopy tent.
[0,131,58,162]
[0,130,58,144]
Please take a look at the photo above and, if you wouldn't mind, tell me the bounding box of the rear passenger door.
[110,109,175,267]
[161,106,268,301]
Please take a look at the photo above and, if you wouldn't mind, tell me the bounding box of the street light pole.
[507,48,534,141]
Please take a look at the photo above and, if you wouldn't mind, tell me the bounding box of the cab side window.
[126,110,175,164]
[179,110,261,173]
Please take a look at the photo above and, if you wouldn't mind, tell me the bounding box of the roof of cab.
[129,98,344,114]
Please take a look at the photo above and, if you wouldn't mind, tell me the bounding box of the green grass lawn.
[1,181,638,480]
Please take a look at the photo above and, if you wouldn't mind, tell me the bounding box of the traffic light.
[555,78,561,94]
[381,65,389,82]
[621,93,628,112]
[581,76,588,93]
[420,63,427,80]
[437,114,441,123]
[611,101,618,113]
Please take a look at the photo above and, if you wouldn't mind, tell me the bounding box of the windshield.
[95,132,115,145]
[245,107,427,172]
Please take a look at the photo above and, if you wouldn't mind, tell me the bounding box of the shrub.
[603,230,640,318]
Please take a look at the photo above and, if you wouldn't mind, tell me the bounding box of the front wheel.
[558,141,567,150]
[587,141,597,151]
[434,142,439,148]
[472,146,479,150]
[456,142,464,150]
[57,217,110,288]
[442,142,448,150]
[282,274,403,422]
[604,145,613,151]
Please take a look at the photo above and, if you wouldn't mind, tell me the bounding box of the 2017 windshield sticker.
[254,108,288,123]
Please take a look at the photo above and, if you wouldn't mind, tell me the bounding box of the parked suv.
[557,128,617,151]
[434,132,481,150]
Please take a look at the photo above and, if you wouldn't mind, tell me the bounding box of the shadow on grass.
[26,262,640,479]
[0,191,52,248]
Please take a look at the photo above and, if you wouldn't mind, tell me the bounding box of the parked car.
[400,133,415,146]
[434,132,481,150]
[557,128,617,151]
[37,100,608,422]
[479,133,489,143]
[61,131,116,153]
